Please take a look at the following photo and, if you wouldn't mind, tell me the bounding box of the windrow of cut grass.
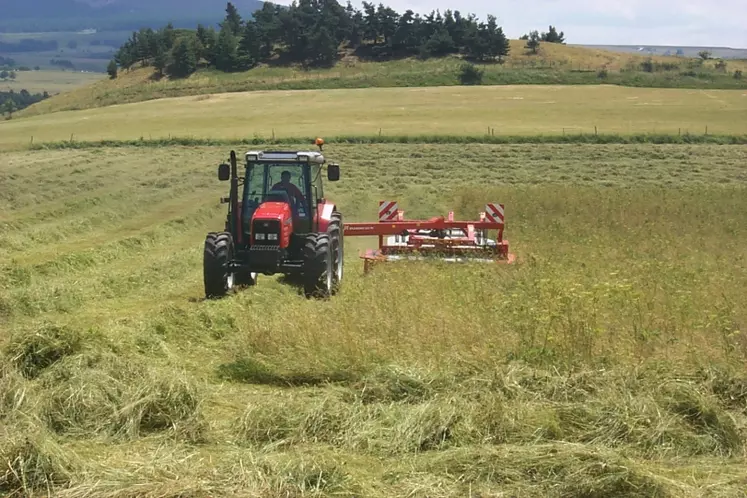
[0,143,745,496]
[3,84,746,151]
[21,132,747,152]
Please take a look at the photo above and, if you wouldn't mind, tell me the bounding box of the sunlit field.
[3,84,746,150]
[0,143,745,496]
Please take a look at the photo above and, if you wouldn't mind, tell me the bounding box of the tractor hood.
[252,201,292,222]
[250,201,294,248]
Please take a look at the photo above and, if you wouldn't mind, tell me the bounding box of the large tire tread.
[203,231,235,298]
[302,232,332,298]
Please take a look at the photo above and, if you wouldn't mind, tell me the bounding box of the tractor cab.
[241,155,313,234]
[217,147,340,248]
[239,150,338,237]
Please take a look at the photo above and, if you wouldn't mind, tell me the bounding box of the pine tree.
[168,37,198,78]
[344,1,364,47]
[310,26,338,66]
[377,4,398,46]
[525,30,540,54]
[463,22,489,60]
[196,25,218,65]
[215,26,240,72]
[420,26,456,58]
[161,22,177,50]
[237,21,261,70]
[3,99,17,119]
[484,16,510,62]
[391,9,417,53]
[362,1,379,44]
[153,42,169,77]
[107,59,118,79]
[222,2,244,36]
[541,25,565,43]
[496,27,510,61]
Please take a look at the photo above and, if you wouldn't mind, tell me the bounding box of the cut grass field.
[0,69,104,95]
[3,84,746,150]
[0,142,746,496]
[14,39,747,117]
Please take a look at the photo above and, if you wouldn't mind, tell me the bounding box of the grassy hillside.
[0,142,745,496]
[17,40,747,117]
[3,84,745,150]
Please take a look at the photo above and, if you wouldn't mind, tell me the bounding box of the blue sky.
[280,0,747,48]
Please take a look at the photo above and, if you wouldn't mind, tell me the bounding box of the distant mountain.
[74,0,265,18]
[1,0,266,32]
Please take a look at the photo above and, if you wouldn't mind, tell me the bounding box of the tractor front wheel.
[203,232,236,298]
[302,232,333,298]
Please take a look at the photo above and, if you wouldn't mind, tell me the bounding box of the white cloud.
[272,0,747,47]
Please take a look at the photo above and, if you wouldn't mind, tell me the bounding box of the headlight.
[255,233,265,240]
[267,233,278,241]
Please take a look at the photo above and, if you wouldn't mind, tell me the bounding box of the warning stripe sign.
[378,201,399,222]
[484,203,505,223]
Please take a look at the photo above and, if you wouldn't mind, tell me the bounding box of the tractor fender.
[315,201,337,233]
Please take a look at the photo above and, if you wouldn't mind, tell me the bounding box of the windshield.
[242,163,310,222]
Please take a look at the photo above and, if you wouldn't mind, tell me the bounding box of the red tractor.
[203,142,343,299]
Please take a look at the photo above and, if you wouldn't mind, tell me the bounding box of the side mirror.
[218,163,230,181]
[327,163,340,182]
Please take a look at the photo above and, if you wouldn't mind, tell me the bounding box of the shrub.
[458,63,483,85]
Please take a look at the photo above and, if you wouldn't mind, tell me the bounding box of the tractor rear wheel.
[302,232,333,298]
[203,232,235,298]
[328,210,344,294]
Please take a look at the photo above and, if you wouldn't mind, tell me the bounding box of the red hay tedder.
[343,200,516,273]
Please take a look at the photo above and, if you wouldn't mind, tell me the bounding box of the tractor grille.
[252,219,281,245]
[250,244,280,251]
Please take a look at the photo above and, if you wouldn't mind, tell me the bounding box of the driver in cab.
[272,170,306,213]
